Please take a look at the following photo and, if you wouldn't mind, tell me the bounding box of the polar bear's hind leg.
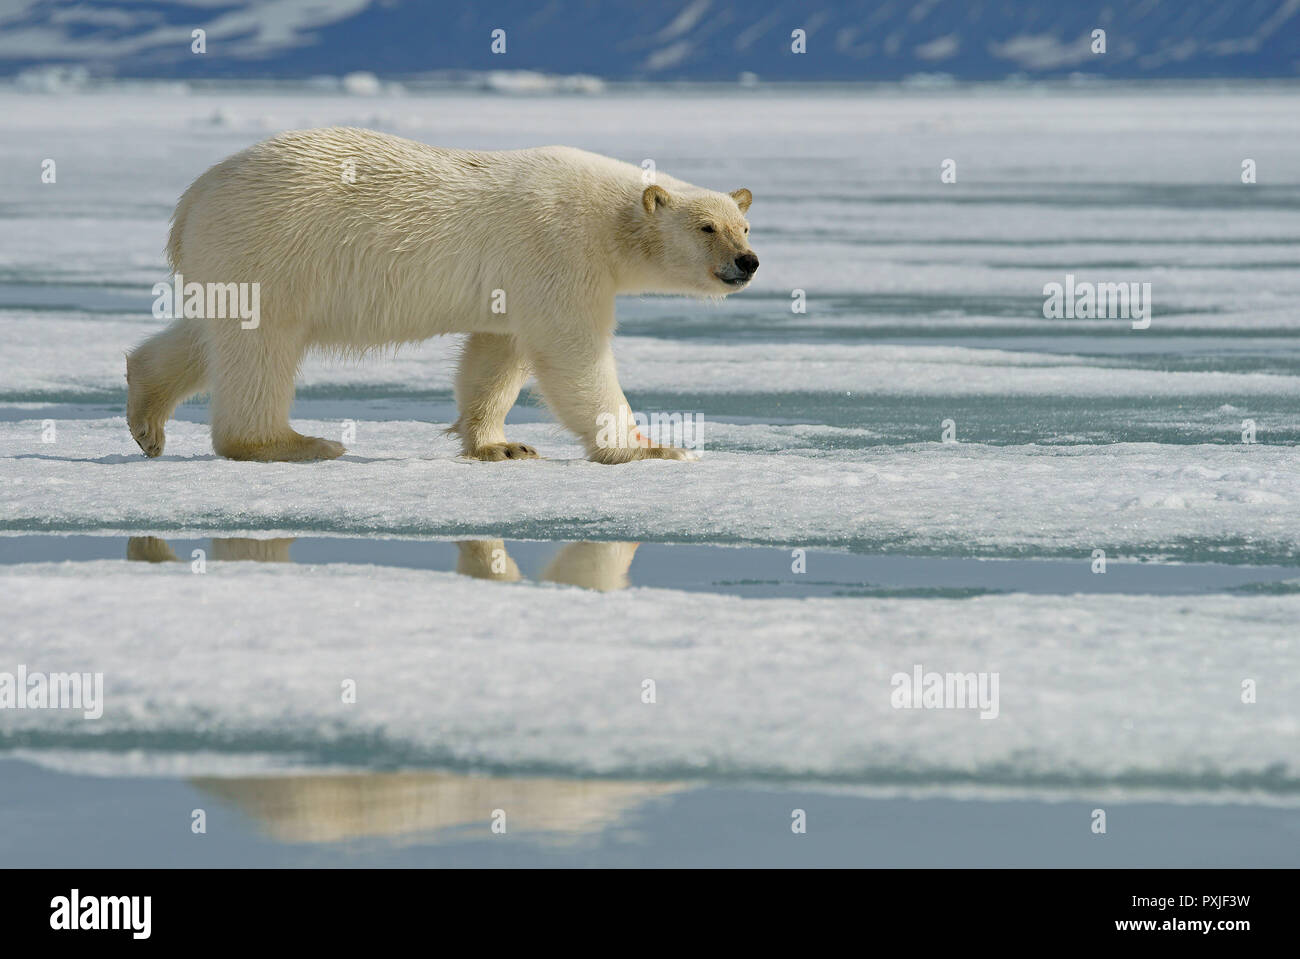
[208,324,343,462]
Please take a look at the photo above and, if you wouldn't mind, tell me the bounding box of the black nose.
[735,253,759,275]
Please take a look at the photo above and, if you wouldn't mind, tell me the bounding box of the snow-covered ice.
[2,86,1299,810]
[1,561,1296,803]
[3,417,1300,560]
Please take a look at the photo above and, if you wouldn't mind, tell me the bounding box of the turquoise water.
[4,758,1297,868]
[2,533,1298,597]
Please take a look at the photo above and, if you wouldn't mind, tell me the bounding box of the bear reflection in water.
[453,539,636,591]
[192,771,685,845]
[125,536,638,591]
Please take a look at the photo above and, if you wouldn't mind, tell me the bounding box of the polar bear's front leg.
[450,333,539,461]
[525,338,691,464]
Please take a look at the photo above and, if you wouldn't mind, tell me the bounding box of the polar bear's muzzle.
[715,252,759,287]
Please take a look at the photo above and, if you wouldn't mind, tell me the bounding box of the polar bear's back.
[171,128,637,268]
[168,128,639,345]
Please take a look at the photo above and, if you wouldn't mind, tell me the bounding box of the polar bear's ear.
[730,188,753,212]
[642,185,672,214]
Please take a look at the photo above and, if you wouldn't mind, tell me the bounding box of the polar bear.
[126,127,758,463]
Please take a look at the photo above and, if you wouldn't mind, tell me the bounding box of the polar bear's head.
[636,184,758,296]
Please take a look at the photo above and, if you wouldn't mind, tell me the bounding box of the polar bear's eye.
[700,225,715,233]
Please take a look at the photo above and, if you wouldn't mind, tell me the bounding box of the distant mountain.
[1,0,1297,83]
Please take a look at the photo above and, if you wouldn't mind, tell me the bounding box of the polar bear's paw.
[589,445,697,464]
[130,417,166,458]
[640,445,696,462]
[466,441,540,462]
[288,436,347,462]
[215,433,346,462]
